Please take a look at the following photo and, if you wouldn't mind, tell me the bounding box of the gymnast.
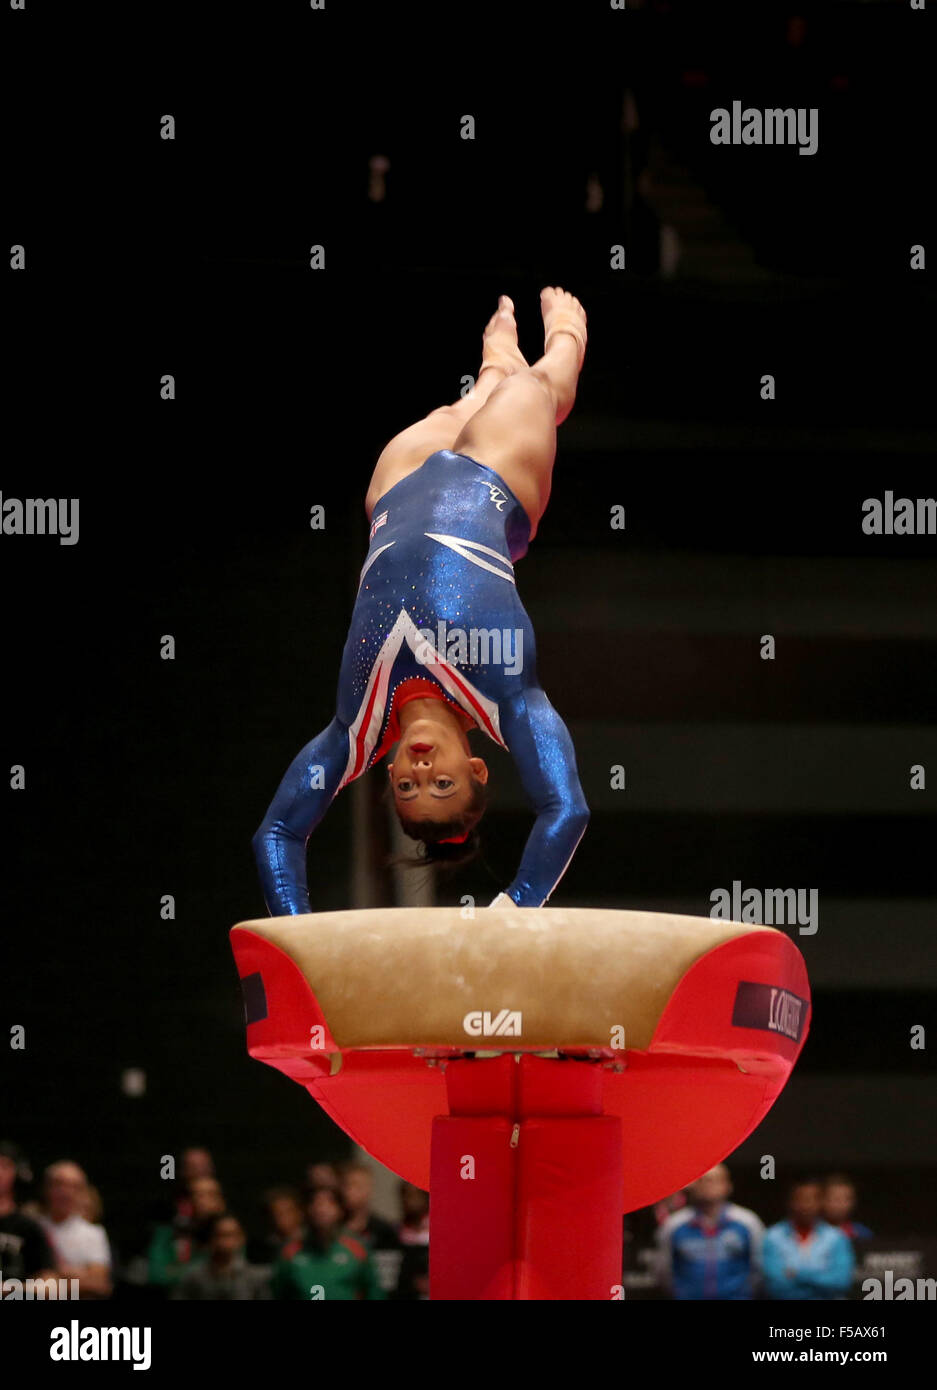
[254,288,590,915]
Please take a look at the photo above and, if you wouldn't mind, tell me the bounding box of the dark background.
[3,0,935,1270]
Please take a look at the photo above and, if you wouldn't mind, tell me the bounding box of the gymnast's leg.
[449,287,587,542]
[365,296,528,520]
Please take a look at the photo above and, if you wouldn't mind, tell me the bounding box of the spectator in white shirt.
[39,1161,112,1298]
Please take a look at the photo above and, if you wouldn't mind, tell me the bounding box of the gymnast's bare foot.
[477,295,528,386]
[536,286,587,425]
[540,286,588,370]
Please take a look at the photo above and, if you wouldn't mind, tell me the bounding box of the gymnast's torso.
[254,450,590,915]
[340,449,535,770]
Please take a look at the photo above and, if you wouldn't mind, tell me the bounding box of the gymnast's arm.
[252,716,349,916]
[495,688,590,908]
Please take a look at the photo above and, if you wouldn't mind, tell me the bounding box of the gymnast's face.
[388,718,488,820]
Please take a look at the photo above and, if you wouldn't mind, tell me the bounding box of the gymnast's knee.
[427,401,468,423]
[511,367,560,413]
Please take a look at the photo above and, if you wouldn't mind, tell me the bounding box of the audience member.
[392,1182,429,1300]
[657,1165,764,1300]
[822,1174,874,1245]
[340,1161,399,1249]
[306,1162,340,1192]
[147,1174,226,1292]
[0,1141,56,1288]
[249,1186,306,1266]
[172,1214,270,1300]
[272,1186,384,1300]
[763,1179,854,1300]
[39,1161,112,1299]
[397,1182,429,1247]
[172,1148,217,1225]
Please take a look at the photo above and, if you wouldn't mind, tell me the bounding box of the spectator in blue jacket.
[657,1164,764,1300]
[763,1179,854,1300]
[822,1174,874,1244]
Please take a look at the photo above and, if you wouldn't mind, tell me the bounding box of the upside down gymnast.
[253,287,590,915]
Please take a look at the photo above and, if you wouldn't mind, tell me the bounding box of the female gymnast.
[254,287,590,915]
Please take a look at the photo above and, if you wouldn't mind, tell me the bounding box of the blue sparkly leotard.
[253,449,590,914]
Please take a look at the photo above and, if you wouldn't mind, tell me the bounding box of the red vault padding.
[230,919,810,1300]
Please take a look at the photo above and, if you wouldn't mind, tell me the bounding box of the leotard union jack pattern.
[253,450,589,914]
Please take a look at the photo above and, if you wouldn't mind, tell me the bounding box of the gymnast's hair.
[387,775,487,873]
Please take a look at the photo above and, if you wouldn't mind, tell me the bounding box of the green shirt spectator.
[272,1232,385,1301]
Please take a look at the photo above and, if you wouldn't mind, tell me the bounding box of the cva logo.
[463,1009,523,1038]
